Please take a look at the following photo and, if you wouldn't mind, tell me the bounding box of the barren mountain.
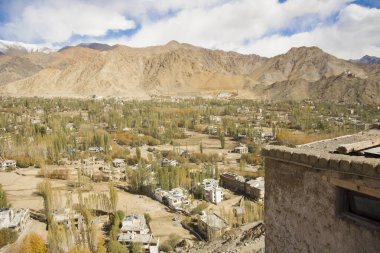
[351,55,380,65]
[0,41,379,103]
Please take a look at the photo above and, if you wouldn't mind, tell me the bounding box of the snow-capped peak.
[0,39,54,54]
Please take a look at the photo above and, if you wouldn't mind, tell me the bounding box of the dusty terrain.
[0,167,195,243]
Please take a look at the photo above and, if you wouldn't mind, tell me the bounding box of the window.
[339,188,380,227]
[346,191,380,222]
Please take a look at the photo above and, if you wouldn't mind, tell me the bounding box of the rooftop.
[200,213,229,229]
[262,130,380,178]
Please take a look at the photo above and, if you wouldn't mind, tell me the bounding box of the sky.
[0,0,379,59]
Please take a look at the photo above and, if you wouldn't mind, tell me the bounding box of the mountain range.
[0,40,379,104]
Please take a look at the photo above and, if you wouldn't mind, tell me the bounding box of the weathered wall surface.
[263,146,380,253]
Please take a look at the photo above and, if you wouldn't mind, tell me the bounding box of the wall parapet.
[262,145,380,179]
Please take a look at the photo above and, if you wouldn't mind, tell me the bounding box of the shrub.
[20,232,47,253]
[144,213,152,226]
[16,157,32,168]
[0,228,17,248]
[116,210,125,220]
[38,168,69,180]
[160,233,181,252]
[190,201,208,215]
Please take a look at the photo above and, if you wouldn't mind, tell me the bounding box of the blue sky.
[0,0,380,59]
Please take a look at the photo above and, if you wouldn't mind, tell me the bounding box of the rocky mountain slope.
[351,55,380,65]
[0,40,379,104]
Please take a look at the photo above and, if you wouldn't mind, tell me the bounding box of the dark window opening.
[339,188,380,227]
[346,191,380,222]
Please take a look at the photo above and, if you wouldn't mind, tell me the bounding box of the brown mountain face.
[0,41,378,104]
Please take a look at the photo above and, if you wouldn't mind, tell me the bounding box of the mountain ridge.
[0,41,379,104]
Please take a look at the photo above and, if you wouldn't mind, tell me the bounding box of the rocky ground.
[178,221,265,253]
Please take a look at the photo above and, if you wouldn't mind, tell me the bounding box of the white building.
[202,179,219,188]
[210,115,221,123]
[1,160,16,170]
[246,177,265,200]
[154,188,167,203]
[204,186,224,204]
[202,179,223,204]
[162,158,178,167]
[0,208,30,232]
[166,188,190,211]
[88,147,103,153]
[52,208,83,229]
[113,158,126,168]
[234,143,248,154]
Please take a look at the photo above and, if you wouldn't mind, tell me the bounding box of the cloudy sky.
[0,0,379,59]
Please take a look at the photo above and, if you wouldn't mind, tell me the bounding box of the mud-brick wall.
[263,148,380,253]
[220,174,246,193]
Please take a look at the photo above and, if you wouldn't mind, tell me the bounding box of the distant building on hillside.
[262,129,380,253]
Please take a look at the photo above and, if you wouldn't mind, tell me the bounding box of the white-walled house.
[1,160,16,170]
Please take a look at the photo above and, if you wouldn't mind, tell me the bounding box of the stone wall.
[263,145,380,253]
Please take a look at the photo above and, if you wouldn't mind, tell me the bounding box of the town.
[0,96,379,252]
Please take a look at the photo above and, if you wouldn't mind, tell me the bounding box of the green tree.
[108,240,128,253]
[129,242,143,253]
[144,213,152,227]
[0,184,9,208]
[109,183,118,214]
[219,133,225,149]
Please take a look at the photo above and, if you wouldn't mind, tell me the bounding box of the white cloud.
[244,4,380,59]
[0,0,135,44]
[0,0,379,59]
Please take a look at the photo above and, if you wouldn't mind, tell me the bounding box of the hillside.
[0,41,379,103]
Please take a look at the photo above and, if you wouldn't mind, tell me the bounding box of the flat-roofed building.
[198,213,230,240]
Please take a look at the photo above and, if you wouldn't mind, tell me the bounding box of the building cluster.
[220,172,265,200]
[154,187,190,211]
[81,157,126,181]
[117,214,159,253]
[0,208,30,233]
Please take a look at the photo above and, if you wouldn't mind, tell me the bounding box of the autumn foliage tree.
[21,233,47,253]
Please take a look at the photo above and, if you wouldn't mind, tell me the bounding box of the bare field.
[0,168,195,244]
